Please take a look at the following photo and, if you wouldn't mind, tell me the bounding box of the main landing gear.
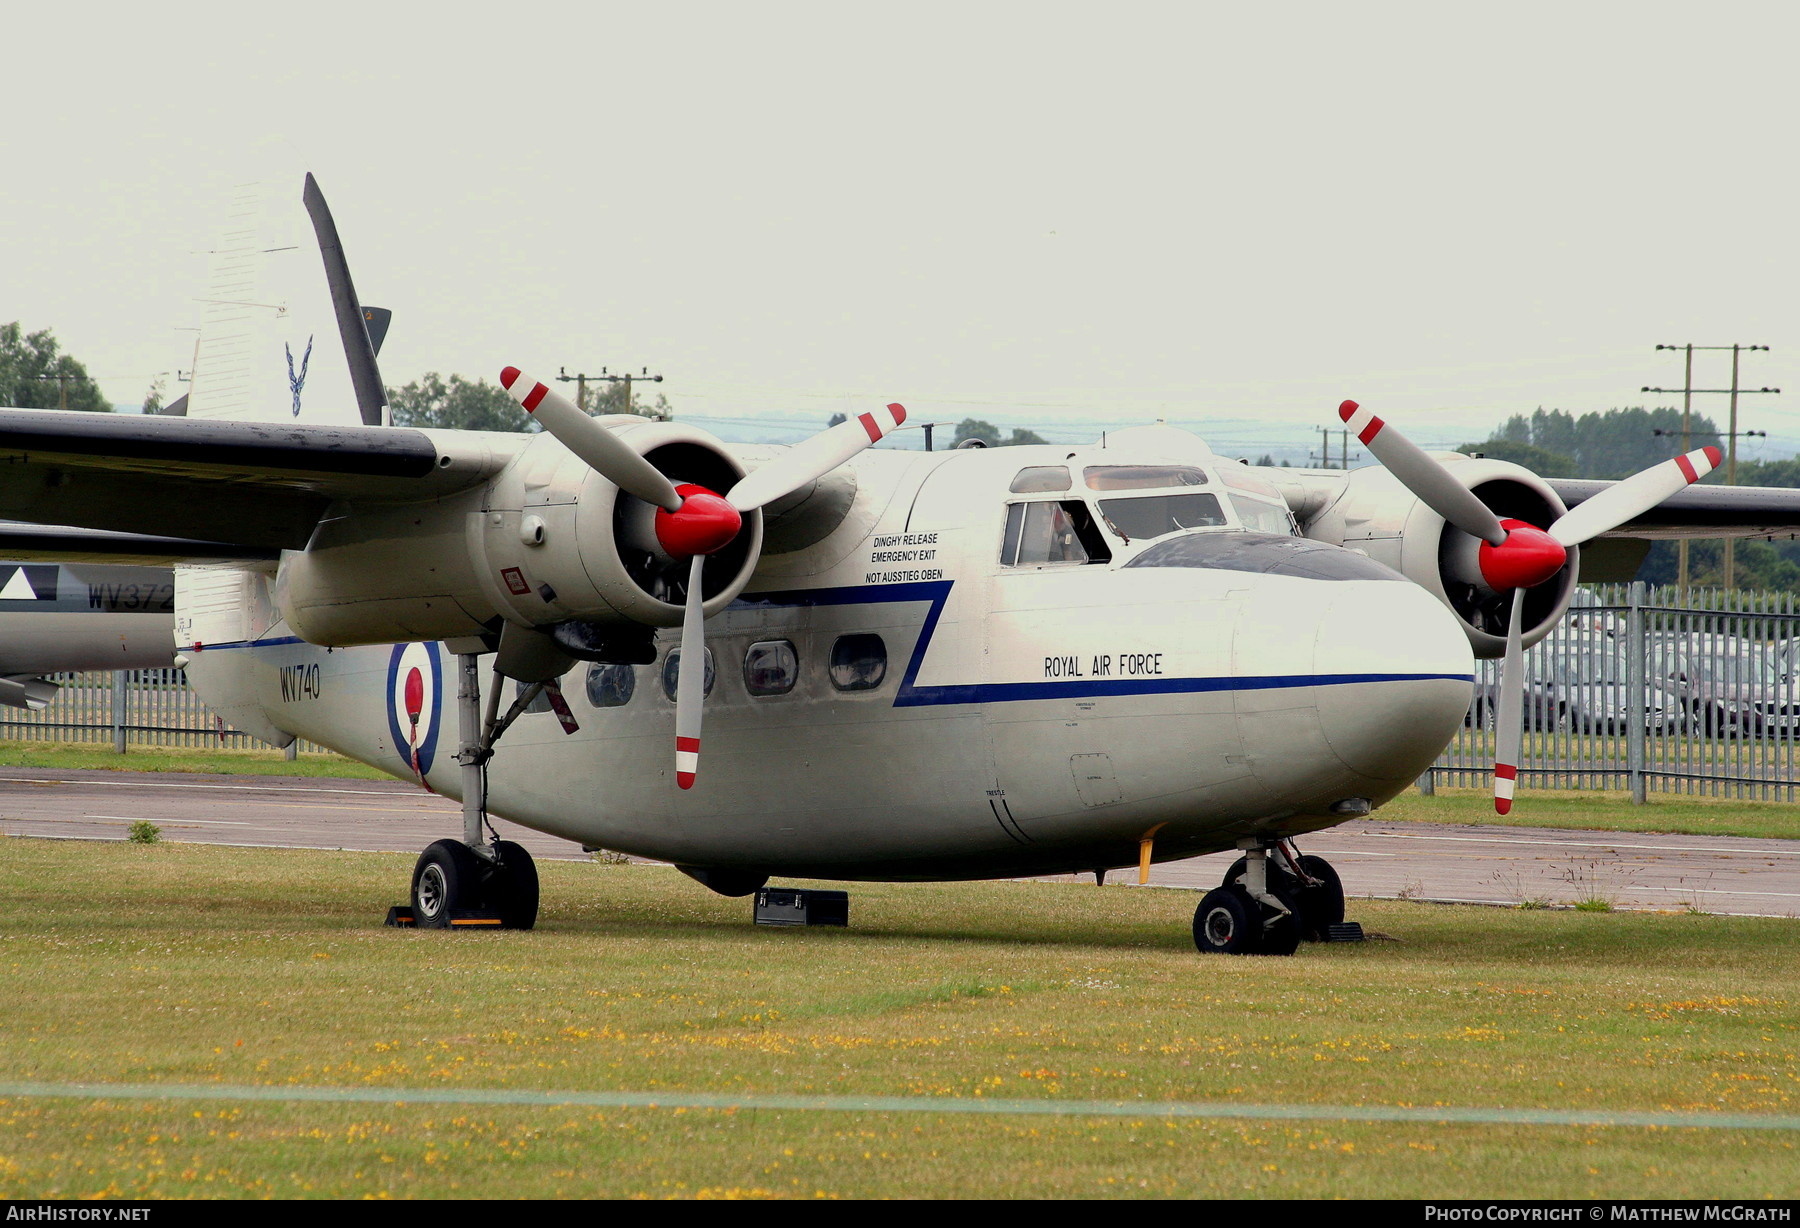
[1192,841,1346,956]
[399,651,555,931]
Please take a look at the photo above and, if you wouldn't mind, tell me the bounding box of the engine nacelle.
[278,418,763,646]
[1305,454,1578,659]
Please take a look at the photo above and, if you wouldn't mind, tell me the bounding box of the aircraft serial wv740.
[5,175,1799,954]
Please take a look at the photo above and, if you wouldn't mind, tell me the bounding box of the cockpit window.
[1083,465,1208,491]
[1097,493,1227,541]
[1010,466,1071,494]
[1227,493,1295,536]
[1123,532,1405,581]
[1216,464,1283,499]
[1001,500,1113,566]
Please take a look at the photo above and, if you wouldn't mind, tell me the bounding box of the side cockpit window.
[1001,500,1113,567]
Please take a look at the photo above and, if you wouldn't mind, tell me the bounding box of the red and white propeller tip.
[724,402,906,512]
[1339,399,1721,816]
[1339,400,1507,547]
[500,367,684,511]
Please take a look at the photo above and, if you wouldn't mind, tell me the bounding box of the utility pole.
[1643,344,1779,593]
[1311,426,1360,469]
[557,366,666,419]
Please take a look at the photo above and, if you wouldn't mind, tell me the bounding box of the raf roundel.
[386,642,443,779]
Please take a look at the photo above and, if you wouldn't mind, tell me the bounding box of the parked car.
[1656,640,1799,738]
[1538,648,1676,735]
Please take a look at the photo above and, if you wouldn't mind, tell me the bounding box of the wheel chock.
[1325,921,1365,943]
[386,906,414,927]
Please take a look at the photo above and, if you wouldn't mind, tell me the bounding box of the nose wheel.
[1192,883,1300,955]
[1195,843,1340,955]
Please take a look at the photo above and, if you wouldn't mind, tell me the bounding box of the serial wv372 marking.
[87,582,175,612]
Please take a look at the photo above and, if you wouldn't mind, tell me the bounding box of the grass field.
[0,741,387,780]
[1,840,1796,1199]
[1381,787,1800,841]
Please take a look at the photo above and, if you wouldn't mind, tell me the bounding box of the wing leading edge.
[0,410,512,550]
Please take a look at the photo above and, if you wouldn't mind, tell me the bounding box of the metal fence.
[0,667,322,755]
[1428,583,1799,802]
[2,586,1797,800]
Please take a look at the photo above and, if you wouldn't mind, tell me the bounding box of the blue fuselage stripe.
[200,583,1474,710]
[736,580,1471,708]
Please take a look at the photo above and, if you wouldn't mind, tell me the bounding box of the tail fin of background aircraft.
[175,167,391,749]
[184,171,379,428]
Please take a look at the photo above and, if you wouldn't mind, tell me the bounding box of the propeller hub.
[655,484,743,558]
[1478,519,1567,591]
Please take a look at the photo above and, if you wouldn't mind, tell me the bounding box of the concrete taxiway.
[1,768,1796,917]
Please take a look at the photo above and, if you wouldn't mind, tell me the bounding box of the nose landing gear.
[1193,841,1345,955]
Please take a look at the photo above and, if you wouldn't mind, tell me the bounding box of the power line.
[556,366,667,419]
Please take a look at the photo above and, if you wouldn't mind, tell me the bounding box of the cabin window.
[1227,493,1296,536]
[1097,492,1227,542]
[830,633,887,691]
[1000,500,1113,567]
[513,679,555,714]
[1009,466,1071,494]
[661,646,717,701]
[585,662,636,708]
[1083,464,1208,491]
[744,640,799,696]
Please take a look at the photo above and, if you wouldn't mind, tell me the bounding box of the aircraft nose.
[1310,581,1474,782]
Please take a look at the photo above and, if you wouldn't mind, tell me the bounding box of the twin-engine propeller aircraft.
[5,174,1800,954]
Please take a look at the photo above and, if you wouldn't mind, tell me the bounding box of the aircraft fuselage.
[188,443,1474,880]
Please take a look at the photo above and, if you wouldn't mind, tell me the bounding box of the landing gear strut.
[402,651,545,930]
[1194,841,1343,956]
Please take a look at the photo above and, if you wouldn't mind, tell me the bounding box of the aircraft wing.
[0,523,279,566]
[0,410,513,549]
[1546,479,1800,539]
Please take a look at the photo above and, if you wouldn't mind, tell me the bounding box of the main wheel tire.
[1293,854,1345,942]
[1193,886,1263,955]
[411,839,481,930]
[485,840,540,931]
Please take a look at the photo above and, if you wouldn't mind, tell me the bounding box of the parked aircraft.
[3,174,1798,955]
[0,557,177,710]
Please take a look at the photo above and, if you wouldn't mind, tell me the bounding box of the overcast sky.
[5,2,1797,460]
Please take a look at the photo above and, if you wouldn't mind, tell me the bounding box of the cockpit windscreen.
[1098,493,1227,541]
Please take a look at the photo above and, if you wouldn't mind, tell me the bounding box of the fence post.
[111,670,128,755]
[1626,581,1646,805]
[1417,768,1435,796]
[284,741,298,761]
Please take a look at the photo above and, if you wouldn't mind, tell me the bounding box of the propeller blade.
[1338,401,1508,547]
[1493,589,1526,816]
[500,368,683,512]
[674,554,707,789]
[726,403,907,513]
[302,173,387,428]
[1548,446,1722,548]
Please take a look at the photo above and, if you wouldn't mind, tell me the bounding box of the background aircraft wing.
[0,523,279,566]
[0,410,509,549]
